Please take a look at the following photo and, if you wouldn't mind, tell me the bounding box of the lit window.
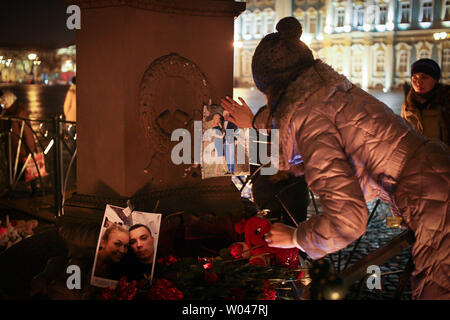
[445,0,450,21]
[254,13,263,38]
[243,12,253,39]
[398,51,408,73]
[378,5,387,25]
[443,48,450,72]
[336,7,345,27]
[422,1,433,22]
[356,6,365,26]
[376,51,385,73]
[309,15,317,34]
[400,2,410,23]
[264,10,275,34]
[352,55,362,75]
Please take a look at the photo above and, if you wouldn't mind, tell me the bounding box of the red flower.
[166,256,179,265]
[204,270,219,284]
[101,277,138,300]
[229,243,245,259]
[235,218,247,234]
[202,262,213,270]
[148,279,184,300]
[261,280,277,300]
[101,287,114,300]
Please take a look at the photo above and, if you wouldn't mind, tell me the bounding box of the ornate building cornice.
[62,0,246,17]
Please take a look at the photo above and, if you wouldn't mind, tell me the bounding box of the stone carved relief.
[138,53,211,179]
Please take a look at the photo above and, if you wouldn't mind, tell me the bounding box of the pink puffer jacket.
[261,61,450,299]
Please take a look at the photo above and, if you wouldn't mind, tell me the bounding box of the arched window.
[355,5,365,27]
[398,51,408,73]
[242,51,252,77]
[444,0,450,21]
[443,48,450,73]
[263,9,275,35]
[377,4,387,25]
[336,7,345,27]
[352,54,362,75]
[399,1,411,23]
[376,51,385,73]
[242,11,253,40]
[308,9,318,35]
[421,0,433,22]
[254,10,263,39]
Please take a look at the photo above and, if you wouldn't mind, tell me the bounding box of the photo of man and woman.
[201,104,250,179]
[90,204,161,288]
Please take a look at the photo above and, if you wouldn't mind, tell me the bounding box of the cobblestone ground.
[307,198,412,300]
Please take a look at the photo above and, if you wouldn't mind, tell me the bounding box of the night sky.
[0,0,75,49]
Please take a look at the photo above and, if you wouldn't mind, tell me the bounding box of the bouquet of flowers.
[101,216,309,300]
[0,216,38,253]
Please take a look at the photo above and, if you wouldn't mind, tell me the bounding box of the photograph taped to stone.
[201,104,250,179]
[90,204,162,288]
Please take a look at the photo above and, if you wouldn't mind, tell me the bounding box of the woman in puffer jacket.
[239,17,449,300]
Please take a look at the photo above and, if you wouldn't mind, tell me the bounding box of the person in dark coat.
[0,89,39,194]
[401,58,449,145]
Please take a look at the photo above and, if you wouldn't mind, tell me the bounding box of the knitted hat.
[411,58,441,80]
[252,17,315,94]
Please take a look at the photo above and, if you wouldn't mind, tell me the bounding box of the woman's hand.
[220,96,254,128]
[264,223,297,249]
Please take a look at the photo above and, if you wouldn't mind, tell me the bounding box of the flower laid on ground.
[101,276,139,300]
[147,279,184,300]
[100,217,309,300]
[0,216,38,252]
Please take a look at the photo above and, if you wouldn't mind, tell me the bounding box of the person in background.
[401,59,449,145]
[0,89,40,195]
[224,17,449,300]
[63,76,76,122]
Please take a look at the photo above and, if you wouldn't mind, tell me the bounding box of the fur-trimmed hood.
[271,60,351,171]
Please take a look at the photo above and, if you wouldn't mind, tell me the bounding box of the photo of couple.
[90,205,161,288]
[202,104,250,179]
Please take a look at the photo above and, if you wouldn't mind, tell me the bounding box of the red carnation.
[148,279,184,300]
[261,280,277,300]
[229,243,244,259]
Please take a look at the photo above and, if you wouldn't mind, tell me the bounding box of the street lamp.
[28,53,38,83]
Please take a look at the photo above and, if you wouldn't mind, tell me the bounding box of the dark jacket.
[401,84,450,145]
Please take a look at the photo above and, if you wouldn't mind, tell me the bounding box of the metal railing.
[0,114,77,217]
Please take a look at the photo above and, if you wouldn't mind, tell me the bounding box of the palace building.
[233,0,450,91]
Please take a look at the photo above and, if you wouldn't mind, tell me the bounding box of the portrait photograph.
[90,204,162,288]
[201,104,250,179]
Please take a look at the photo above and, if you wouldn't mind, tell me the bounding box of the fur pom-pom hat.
[251,17,315,94]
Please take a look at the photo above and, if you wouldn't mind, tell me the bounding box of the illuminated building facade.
[0,45,76,84]
[234,0,450,91]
